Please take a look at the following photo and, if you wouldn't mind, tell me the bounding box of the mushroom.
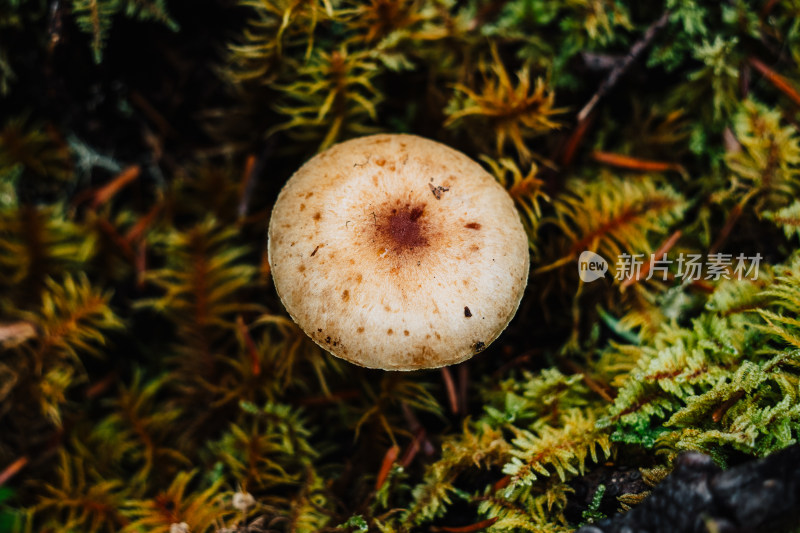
[267,134,529,370]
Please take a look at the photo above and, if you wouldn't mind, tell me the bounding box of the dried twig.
[577,12,671,123]
[130,90,176,138]
[709,195,751,255]
[560,110,597,168]
[432,518,499,532]
[457,364,469,415]
[0,456,28,487]
[561,359,614,403]
[236,315,261,376]
[591,151,686,177]
[125,204,161,244]
[238,154,258,221]
[441,367,458,414]
[85,372,118,399]
[375,445,400,490]
[712,389,746,423]
[621,230,682,289]
[92,165,141,208]
[400,428,427,467]
[749,56,800,106]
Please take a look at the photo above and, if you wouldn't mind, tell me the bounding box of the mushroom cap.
[268,134,529,370]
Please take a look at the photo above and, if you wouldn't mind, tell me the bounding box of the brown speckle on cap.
[464,306,472,317]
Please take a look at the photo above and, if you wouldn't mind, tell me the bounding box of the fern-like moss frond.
[401,369,601,530]
[482,156,548,246]
[539,174,686,276]
[34,450,128,533]
[211,401,317,494]
[28,274,122,367]
[725,99,800,211]
[121,0,178,29]
[559,0,632,44]
[71,0,178,63]
[349,0,424,43]
[122,470,231,533]
[345,0,451,70]
[666,351,800,455]
[0,116,72,184]
[503,408,612,488]
[484,368,588,427]
[270,46,383,149]
[686,36,740,122]
[283,468,332,532]
[403,421,510,525]
[445,48,561,162]
[764,199,800,241]
[141,219,257,361]
[478,481,575,532]
[71,0,117,63]
[355,373,443,441]
[227,0,337,83]
[705,270,774,316]
[38,274,117,352]
[93,371,188,491]
[0,273,119,461]
[0,205,96,301]
[601,254,800,456]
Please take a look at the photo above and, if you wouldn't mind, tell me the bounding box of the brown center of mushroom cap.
[383,204,428,250]
[362,198,443,266]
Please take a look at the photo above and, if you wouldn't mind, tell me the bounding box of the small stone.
[232,491,256,511]
[169,523,190,533]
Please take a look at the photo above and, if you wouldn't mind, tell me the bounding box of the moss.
[2,0,800,531]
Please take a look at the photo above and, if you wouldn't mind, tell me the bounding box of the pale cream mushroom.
[267,134,529,370]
